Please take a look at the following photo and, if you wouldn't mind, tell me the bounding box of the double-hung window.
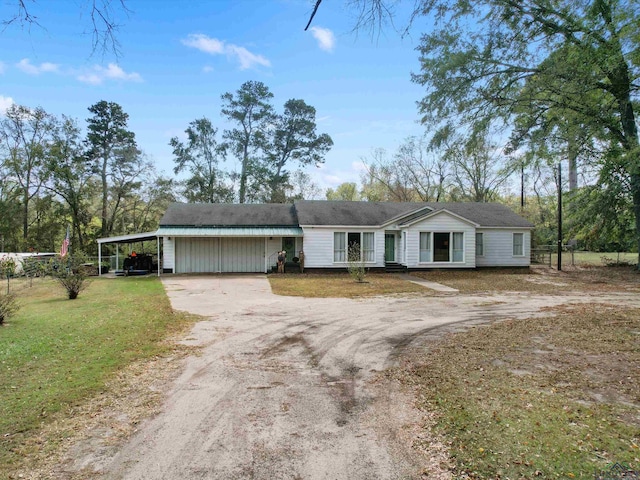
[513,233,524,256]
[419,232,431,262]
[476,233,484,257]
[362,232,375,262]
[452,232,464,262]
[334,232,346,262]
[334,232,375,262]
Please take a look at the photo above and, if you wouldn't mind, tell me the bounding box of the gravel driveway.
[98,275,640,479]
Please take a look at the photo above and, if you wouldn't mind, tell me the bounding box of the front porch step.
[385,262,407,273]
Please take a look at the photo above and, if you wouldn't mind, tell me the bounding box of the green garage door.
[220,238,264,272]
[175,238,220,273]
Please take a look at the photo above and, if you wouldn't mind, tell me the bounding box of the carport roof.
[97,231,158,245]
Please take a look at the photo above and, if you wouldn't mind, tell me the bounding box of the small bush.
[0,257,17,279]
[55,271,89,300]
[347,243,367,283]
[0,293,19,325]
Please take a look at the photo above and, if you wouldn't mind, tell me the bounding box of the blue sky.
[0,0,431,191]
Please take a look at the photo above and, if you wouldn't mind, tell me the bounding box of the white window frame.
[452,232,464,263]
[334,232,346,262]
[513,232,524,257]
[476,232,484,257]
[419,232,432,263]
[333,231,376,263]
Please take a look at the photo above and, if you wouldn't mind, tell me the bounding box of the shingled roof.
[159,201,533,229]
[294,201,532,228]
[160,203,298,227]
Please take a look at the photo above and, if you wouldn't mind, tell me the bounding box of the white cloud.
[0,95,14,114]
[182,33,271,70]
[310,27,336,52]
[202,65,214,73]
[16,58,60,75]
[0,62,5,74]
[77,63,143,85]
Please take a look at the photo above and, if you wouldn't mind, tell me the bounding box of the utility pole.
[557,162,563,271]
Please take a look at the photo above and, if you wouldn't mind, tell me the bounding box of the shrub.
[48,255,91,300]
[0,257,17,279]
[0,293,19,325]
[55,271,89,300]
[347,243,367,283]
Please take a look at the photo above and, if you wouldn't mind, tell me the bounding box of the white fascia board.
[476,226,533,230]
[399,209,480,228]
[300,225,382,229]
[380,206,434,228]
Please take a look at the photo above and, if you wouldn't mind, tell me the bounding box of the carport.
[96,231,160,277]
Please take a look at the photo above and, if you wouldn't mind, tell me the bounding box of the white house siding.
[404,212,476,269]
[300,227,385,268]
[175,237,221,273]
[475,229,531,267]
[220,238,264,272]
[162,237,175,271]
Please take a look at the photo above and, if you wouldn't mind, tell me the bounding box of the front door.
[434,232,450,262]
[385,234,395,262]
[282,237,296,259]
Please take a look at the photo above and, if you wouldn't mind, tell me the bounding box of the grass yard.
[269,272,428,298]
[412,266,640,294]
[0,277,194,478]
[568,251,638,266]
[394,303,640,479]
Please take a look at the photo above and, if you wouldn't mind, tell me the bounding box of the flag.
[60,226,70,257]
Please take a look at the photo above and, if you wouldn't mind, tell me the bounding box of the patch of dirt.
[16,343,198,480]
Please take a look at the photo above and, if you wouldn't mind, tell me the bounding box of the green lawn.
[0,277,193,476]
[562,251,638,266]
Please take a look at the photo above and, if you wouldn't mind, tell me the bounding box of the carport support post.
[116,247,119,273]
[98,242,102,277]
[157,236,161,277]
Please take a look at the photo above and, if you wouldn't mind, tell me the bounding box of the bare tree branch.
[304,0,323,31]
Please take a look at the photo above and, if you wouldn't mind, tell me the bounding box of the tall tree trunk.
[239,140,249,204]
[101,157,108,238]
[568,137,578,191]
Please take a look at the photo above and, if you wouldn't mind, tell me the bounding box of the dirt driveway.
[98,275,640,479]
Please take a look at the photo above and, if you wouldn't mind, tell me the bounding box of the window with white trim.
[419,232,431,262]
[476,232,484,256]
[513,233,524,256]
[362,232,375,262]
[334,232,375,262]
[334,232,346,262]
[452,232,464,262]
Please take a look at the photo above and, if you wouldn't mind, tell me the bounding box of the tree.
[46,116,95,252]
[264,99,333,203]
[360,136,451,202]
[433,130,512,202]
[170,118,233,203]
[326,182,360,201]
[0,104,53,246]
[85,100,137,238]
[406,0,640,262]
[2,0,130,56]
[221,81,275,204]
[284,170,322,201]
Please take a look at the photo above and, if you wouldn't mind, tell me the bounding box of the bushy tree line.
[0,81,332,254]
[0,101,175,254]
